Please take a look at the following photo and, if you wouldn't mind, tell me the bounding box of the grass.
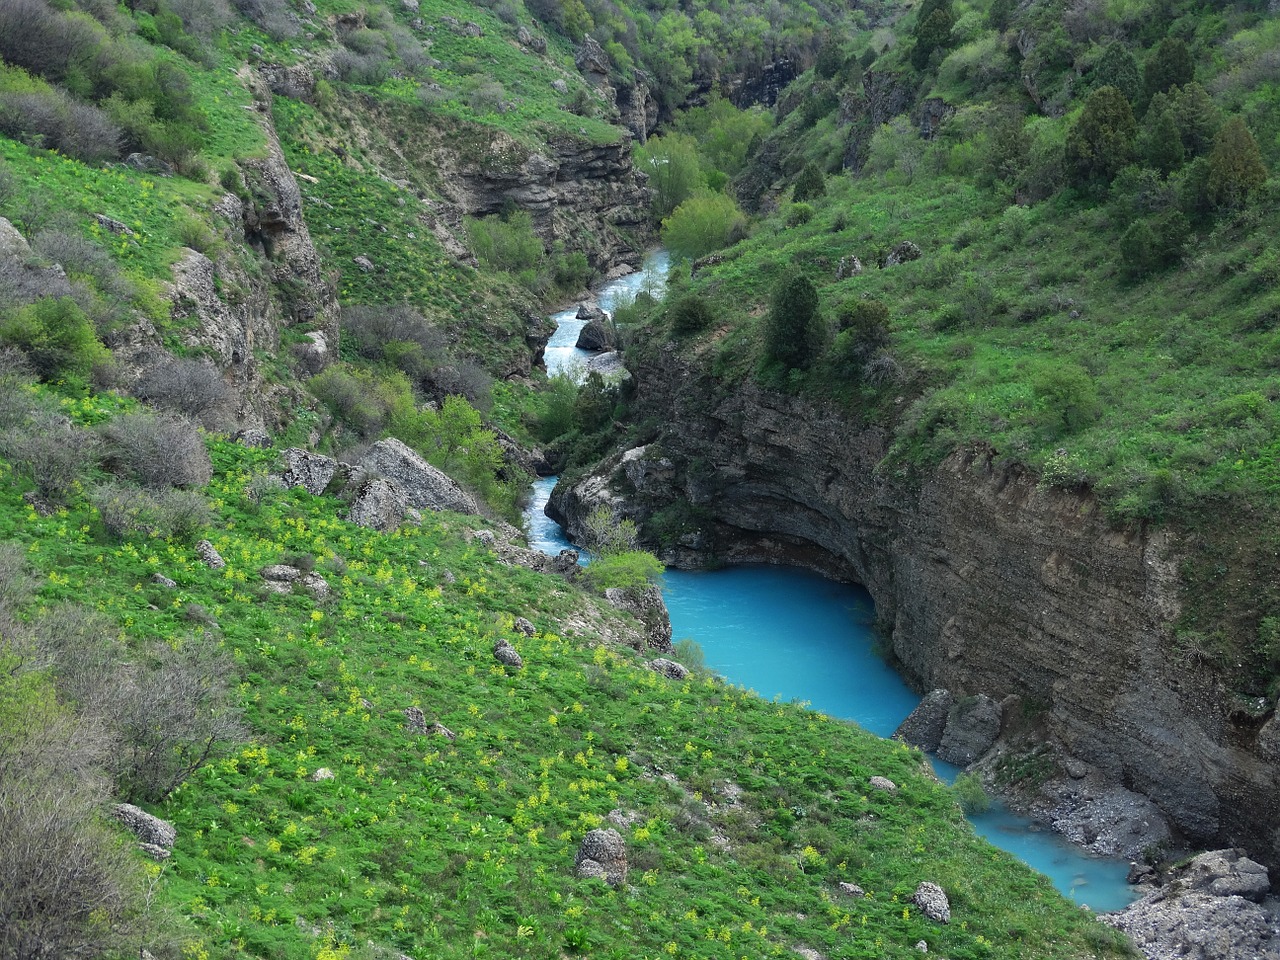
[0,384,1134,960]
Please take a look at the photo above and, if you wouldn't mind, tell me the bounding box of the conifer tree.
[1143,38,1194,105]
[1066,86,1137,187]
[762,272,822,371]
[1207,116,1268,209]
[1091,42,1141,104]
[1139,98,1185,175]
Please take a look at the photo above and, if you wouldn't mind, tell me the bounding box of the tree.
[762,272,823,371]
[1065,86,1136,187]
[814,35,845,80]
[1138,97,1185,174]
[911,3,956,71]
[1207,116,1268,209]
[792,162,826,202]
[1090,42,1140,104]
[1143,37,1193,105]
[1170,83,1220,157]
[636,132,705,218]
[1033,363,1100,432]
[661,192,745,261]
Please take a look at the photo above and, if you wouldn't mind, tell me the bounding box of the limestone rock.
[281,448,339,496]
[835,255,863,279]
[0,217,30,258]
[517,25,546,53]
[911,882,950,923]
[347,477,408,532]
[895,689,954,753]
[430,722,456,741]
[138,843,172,861]
[575,858,609,882]
[1182,849,1271,903]
[883,240,921,267]
[113,804,176,849]
[196,540,225,569]
[551,78,568,94]
[868,776,898,793]
[1038,775,1173,861]
[260,62,317,101]
[647,658,689,680]
[404,706,427,734]
[94,214,134,236]
[514,616,536,636]
[604,584,673,653]
[493,639,523,669]
[936,694,1002,767]
[234,428,272,448]
[261,564,302,583]
[357,439,479,515]
[353,255,374,272]
[837,882,866,897]
[311,768,335,781]
[151,573,178,589]
[575,317,614,352]
[575,828,627,886]
[303,572,330,599]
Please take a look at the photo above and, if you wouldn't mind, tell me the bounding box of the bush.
[0,297,111,382]
[0,411,101,505]
[101,411,212,489]
[91,482,211,542]
[786,202,815,227]
[668,293,716,336]
[1066,86,1136,187]
[661,192,746,261]
[133,356,234,429]
[952,772,990,814]
[465,211,544,273]
[1032,363,1100,432]
[762,271,824,372]
[0,87,122,164]
[581,550,665,591]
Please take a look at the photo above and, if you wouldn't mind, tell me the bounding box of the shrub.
[762,271,824,372]
[792,163,826,202]
[133,357,234,429]
[0,297,111,382]
[0,411,101,505]
[91,482,211,542]
[465,211,544,273]
[835,299,890,352]
[1032,363,1100,432]
[661,192,746,261]
[582,505,641,556]
[953,772,990,814]
[0,87,122,164]
[1207,117,1268,210]
[786,202,815,227]
[231,0,300,39]
[101,411,212,489]
[1066,86,1136,187]
[581,550,665,591]
[668,293,716,336]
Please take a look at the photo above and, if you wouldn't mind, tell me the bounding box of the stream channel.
[529,249,1138,913]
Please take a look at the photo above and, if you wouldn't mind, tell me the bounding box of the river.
[530,251,1139,913]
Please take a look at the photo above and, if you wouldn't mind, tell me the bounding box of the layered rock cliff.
[550,344,1280,869]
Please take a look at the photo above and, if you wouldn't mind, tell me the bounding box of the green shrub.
[762,271,824,372]
[661,192,746,261]
[465,211,544,274]
[581,549,665,591]
[0,297,110,382]
[786,202,815,227]
[91,481,211,542]
[1032,363,1100,433]
[953,772,991,814]
[668,292,716,336]
[792,163,826,202]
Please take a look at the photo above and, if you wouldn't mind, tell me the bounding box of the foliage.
[1066,86,1137,187]
[661,192,746,261]
[581,549,665,591]
[762,271,823,372]
[637,133,706,219]
[1143,37,1195,104]
[1207,116,1268,209]
[911,0,956,71]
[668,292,717,336]
[1032,364,1100,433]
[465,210,545,274]
[0,297,110,382]
[792,162,826,202]
[1089,42,1141,104]
[952,773,990,815]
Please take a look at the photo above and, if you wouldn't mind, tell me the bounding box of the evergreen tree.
[1139,98,1185,174]
[1143,37,1194,105]
[1066,86,1137,187]
[814,35,844,80]
[1171,82,1221,157]
[762,272,823,371]
[910,0,955,71]
[1090,42,1141,104]
[987,0,1016,31]
[1207,116,1268,209]
[792,162,826,202]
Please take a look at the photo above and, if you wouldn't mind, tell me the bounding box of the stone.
[402,0,418,9]
[1128,862,1157,884]
[915,941,928,953]
[868,776,898,793]
[517,25,546,53]
[837,882,865,897]
[883,240,922,267]
[303,573,330,599]
[575,858,609,882]
[575,317,614,352]
[126,153,175,176]
[234,428,272,448]
[647,658,689,680]
[353,255,375,272]
[1040,776,1173,860]
[196,540,225,570]
[911,882,950,924]
[311,767,335,781]
[575,828,627,886]
[151,573,178,588]
[259,63,318,101]
[347,478,408,532]
[281,448,340,496]
[604,584,673,652]
[894,689,954,753]
[1104,888,1280,960]
[551,78,568,93]
[936,694,1002,767]
[94,214,135,236]
[138,843,171,861]
[357,438,480,515]
[835,255,863,279]
[0,217,30,258]
[472,530,496,547]
[493,640,523,669]
[261,564,302,583]
[513,617,536,637]
[404,707,427,734]
[430,722,456,740]
[1182,849,1271,903]
[113,804,177,849]
[586,351,628,380]
[576,302,605,321]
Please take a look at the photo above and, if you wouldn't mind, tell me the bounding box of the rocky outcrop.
[604,584,673,653]
[936,694,1002,767]
[911,882,951,923]
[357,438,480,515]
[894,689,954,753]
[575,316,614,352]
[553,345,1280,869]
[575,828,627,886]
[1104,850,1280,960]
[113,804,176,850]
[346,477,408,532]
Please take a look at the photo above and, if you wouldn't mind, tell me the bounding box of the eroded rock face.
[281,448,340,496]
[604,584,673,653]
[357,439,479,515]
[894,689,954,753]
[936,695,1002,767]
[558,346,1280,868]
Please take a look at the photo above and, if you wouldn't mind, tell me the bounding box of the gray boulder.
[911,882,950,923]
[517,25,547,53]
[112,804,176,849]
[868,776,898,793]
[514,617,536,636]
[302,572,330,599]
[604,584,673,652]
[647,658,688,680]
[1182,849,1271,903]
[347,477,408,532]
[936,694,1002,767]
[151,573,177,589]
[493,639,523,669]
[196,540,225,570]
[0,217,30,258]
[575,317,614,352]
[884,240,922,267]
[894,689,954,753]
[261,564,302,583]
[357,439,479,515]
[404,706,427,734]
[281,448,340,496]
[575,828,627,886]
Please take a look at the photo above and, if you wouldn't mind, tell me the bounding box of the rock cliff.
[550,344,1280,869]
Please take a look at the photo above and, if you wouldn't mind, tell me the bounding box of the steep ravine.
[550,346,1280,871]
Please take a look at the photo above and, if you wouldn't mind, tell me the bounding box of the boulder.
[404,706,428,735]
[493,639,523,669]
[575,317,614,352]
[1182,849,1271,903]
[835,255,863,279]
[281,448,340,496]
[575,828,627,886]
[353,255,374,272]
[868,776,898,793]
[936,694,1002,767]
[430,722,456,740]
[347,477,408,532]
[112,804,177,849]
[837,882,866,897]
[883,240,922,267]
[138,843,171,860]
[517,25,546,53]
[514,617,536,636]
[302,572,330,599]
[261,564,302,583]
[647,658,689,680]
[234,428,272,448]
[604,584,673,653]
[357,438,480,515]
[0,217,30,258]
[911,882,950,923]
[151,573,178,589]
[196,540,225,570]
[894,689,954,753]
[575,302,605,321]
[311,768,335,781]
[1038,775,1173,860]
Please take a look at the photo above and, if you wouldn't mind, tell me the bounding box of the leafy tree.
[987,0,1016,31]
[670,96,771,178]
[792,162,826,202]
[1090,42,1140,104]
[762,271,823,371]
[1139,97,1185,174]
[636,132,705,218]
[981,110,1030,188]
[814,35,845,80]
[661,192,745,261]
[1207,116,1268,209]
[1065,86,1136,187]
[1033,363,1100,432]
[1143,37,1193,105]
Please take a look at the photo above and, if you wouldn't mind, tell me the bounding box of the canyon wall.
[551,345,1280,867]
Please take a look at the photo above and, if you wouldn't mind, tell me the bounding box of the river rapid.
[529,251,1139,913]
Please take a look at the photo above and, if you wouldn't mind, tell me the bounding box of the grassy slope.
[1,387,1130,960]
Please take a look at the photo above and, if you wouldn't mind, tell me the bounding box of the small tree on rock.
[762,271,824,372]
